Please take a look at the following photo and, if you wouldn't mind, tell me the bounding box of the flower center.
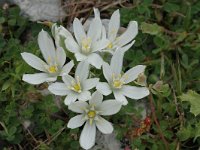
[81,37,91,54]
[113,80,123,88]
[70,77,82,93]
[48,65,57,73]
[107,42,113,49]
[112,74,125,89]
[87,110,96,118]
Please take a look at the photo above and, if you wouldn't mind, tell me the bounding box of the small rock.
[13,0,66,22]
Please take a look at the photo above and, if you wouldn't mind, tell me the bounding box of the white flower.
[67,91,122,150]
[94,8,138,54]
[21,30,74,85]
[48,61,99,105]
[64,17,109,69]
[51,23,73,48]
[96,48,149,105]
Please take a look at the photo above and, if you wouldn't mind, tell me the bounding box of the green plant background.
[0,0,200,149]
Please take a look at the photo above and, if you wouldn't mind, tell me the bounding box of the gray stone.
[13,0,66,22]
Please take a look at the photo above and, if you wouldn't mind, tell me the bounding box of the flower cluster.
[21,8,149,149]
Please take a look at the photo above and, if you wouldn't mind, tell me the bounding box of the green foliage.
[0,0,200,149]
[179,90,200,116]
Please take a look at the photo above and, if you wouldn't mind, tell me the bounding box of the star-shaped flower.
[97,48,149,105]
[21,30,74,85]
[67,91,122,149]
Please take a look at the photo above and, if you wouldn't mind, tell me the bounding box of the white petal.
[87,53,103,69]
[62,74,75,87]
[116,21,138,47]
[113,90,128,105]
[101,25,107,39]
[87,18,102,42]
[38,30,56,63]
[80,121,96,150]
[75,52,87,61]
[116,40,135,54]
[21,52,47,72]
[64,92,78,105]
[73,18,86,45]
[48,82,69,96]
[89,91,103,107]
[93,8,100,18]
[22,73,50,85]
[64,37,80,53]
[56,47,66,67]
[67,114,85,129]
[51,23,58,38]
[122,85,149,100]
[78,91,91,101]
[96,82,112,96]
[99,100,121,116]
[108,9,120,42]
[75,61,89,81]
[110,49,125,75]
[92,38,109,52]
[123,65,146,84]
[103,62,112,82]
[82,78,99,91]
[58,25,73,39]
[68,101,88,113]
[60,60,74,76]
[96,116,113,134]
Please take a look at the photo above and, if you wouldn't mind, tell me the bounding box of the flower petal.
[22,73,50,85]
[78,91,91,101]
[64,92,78,105]
[98,100,121,116]
[108,9,120,42]
[64,36,80,53]
[87,53,103,69]
[73,18,86,45]
[75,61,89,81]
[113,90,128,105]
[82,78,99,91]
[93,8,100,18]
[21,52,47,72]
[103,62,112,82]
[96,116,113,134]
[60,60,74,76]
[38,30,56,63]
[123,65,146,84]
[117,40,135,53]
[116,21,138,47]
[96,82,112,96]
[87,18,102,42]
[92,38,109,52]
[80,121,96,150]
[56,47,66,67]
[110,49,124,75]
[68,101,88,113]
[89,91,103,107]
[122,85,149,100]
[75,52,87,61]
[48,82,69,96]
[67,114,85,129]
[62,74,74,87]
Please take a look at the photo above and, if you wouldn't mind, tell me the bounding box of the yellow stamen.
[113,80,123,88]
[81,38,91,53]
[72,83,81,93]
[112,74,125,88]
[107,42,113,49]
[87,110,96,118]
[70,77,82,93]
[48,65,57,73]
